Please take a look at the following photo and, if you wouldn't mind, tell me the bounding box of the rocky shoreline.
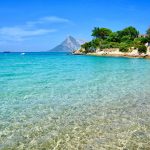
[73,48,150,59]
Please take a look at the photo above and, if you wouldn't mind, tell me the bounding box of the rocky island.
[74,26,150,58]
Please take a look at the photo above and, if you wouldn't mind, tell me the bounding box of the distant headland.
[48,36,85,52]
[73,26,150,58]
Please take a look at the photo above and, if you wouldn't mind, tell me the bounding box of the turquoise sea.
[0,52,150,149]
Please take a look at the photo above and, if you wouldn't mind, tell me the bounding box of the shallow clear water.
[0,52,150,149]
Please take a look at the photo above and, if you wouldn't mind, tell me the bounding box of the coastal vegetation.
[147,27,150,36]
[80,26,150,54]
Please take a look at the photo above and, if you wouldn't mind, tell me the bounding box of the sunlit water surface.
[0,52,150,149]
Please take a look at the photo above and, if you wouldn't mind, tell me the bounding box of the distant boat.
[21,53,25,55]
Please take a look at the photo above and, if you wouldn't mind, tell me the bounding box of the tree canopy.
[107,32,120,42]
[118,26,139,40]
[92,27,112,39]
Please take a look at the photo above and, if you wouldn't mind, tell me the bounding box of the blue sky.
[0,0,150,51]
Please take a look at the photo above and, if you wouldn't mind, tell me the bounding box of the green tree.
[91,27,100,38]
[119,43,129,52]
[109,42,120,48]
[91,38,101,49]
[146,27,150,37]
[120,26,139,40]
[138,45,147,54]
[107,32,120,42]
[92,27,112,39]
[121,35,132,43]
[81,42,94,53]
[100,40,111,49]
[134,37,148,45]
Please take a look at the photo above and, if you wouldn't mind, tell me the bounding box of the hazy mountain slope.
[49,36,84,52]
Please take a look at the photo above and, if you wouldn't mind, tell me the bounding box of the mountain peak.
[49,36,84,52]
[66,35,75,39]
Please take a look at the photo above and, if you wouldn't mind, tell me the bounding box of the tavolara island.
[74,26,150,58]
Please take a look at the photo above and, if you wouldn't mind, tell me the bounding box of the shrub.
[119,43,129,52]
[134,37,148,47]
[91,38,101,49]
[107,32,120,42]
[138,45,147,54]
[109,42,120,48]
[121,35,132,43]
[81,42,95,53]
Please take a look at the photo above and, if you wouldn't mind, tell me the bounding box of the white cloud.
[26,16,70,26]
[0,16,70,42]
[0,27,56,41]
